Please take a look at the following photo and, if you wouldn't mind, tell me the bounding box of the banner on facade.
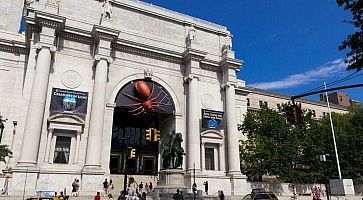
[50,88,88,116]
[201,109,224,129]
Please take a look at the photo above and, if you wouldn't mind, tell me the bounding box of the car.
[242,190,278,200]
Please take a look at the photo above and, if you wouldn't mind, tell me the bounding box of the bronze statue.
[161,131,186,169]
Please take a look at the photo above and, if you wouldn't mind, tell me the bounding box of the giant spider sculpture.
[121,80,169,115]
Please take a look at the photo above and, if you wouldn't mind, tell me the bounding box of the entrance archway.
[110,79,175,175]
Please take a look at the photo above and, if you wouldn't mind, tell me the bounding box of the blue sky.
[142,0,363,102]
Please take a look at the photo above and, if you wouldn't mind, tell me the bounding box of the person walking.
[94,192,101,200]
[149,182,153,192]
[219,191,224,200]
[172,189,181,200]
[103,179,109,196]
[108,179,114,195]
[203,181,209,195]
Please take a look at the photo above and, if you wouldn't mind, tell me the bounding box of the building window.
[259,101,268,108]
[53,136,71,164]
[312,110,316,117]
[205,148,215,170]
[323,112,326,116]
[247,98,250,107]
[339,96,343,101]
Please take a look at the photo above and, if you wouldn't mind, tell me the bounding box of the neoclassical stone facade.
[0,0,251,197]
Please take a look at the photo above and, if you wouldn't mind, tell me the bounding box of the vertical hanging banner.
[201,109,224,129]
[50,88,88,117]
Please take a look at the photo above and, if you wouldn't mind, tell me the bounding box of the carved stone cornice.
[92,25,120,42]
[113,43,182,64]
[0,39,29,55]
[182,47,207,62]
[59,31,94,45]
[35,11,65,30]
[219,57,243,72]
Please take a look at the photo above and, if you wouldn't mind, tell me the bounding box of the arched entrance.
[109,79,175,175]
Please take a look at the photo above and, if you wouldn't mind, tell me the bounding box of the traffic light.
[153,129,160,142]
[146,128,152,141]
[284,102,303,125]
[128,147,136,159]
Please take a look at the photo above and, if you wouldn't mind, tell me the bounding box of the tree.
[0,115,12,163]
[337,0,363,71]
[238,105,323,183]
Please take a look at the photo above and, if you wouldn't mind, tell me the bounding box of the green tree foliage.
[318,104,363,183]
[238,105,323,183]
[0,115,12,163]
[239,104,363,184]
[337,0,362,71]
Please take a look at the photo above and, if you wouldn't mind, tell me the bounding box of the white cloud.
[248,58,347,90]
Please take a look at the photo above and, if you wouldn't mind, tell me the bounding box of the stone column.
[44,128,54,163]
[16,12,65,167]
[18,44,55,166]
[74,131,81,164]
[84,57,109,169]
[201,142,205,171]
[220,47,243,175]
[184,75,201,171]
[83,25,119,172]
[183,48,206,172]
[223,83,241,174]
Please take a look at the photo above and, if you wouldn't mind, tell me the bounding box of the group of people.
[311,186,324,200]
[71,179,80,197]
[103,179,115,198]
[53,191,67,200]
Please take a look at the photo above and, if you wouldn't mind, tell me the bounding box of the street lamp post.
[320,153,330,200]
[0,120,4,143]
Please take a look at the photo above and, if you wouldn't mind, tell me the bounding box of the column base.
[82,165,104,175]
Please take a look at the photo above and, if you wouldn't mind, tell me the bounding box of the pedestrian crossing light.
[128,147,136,159]
[153,129,160,142]
[145,128,152,141]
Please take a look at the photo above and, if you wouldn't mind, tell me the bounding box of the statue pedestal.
[154,169,187,199]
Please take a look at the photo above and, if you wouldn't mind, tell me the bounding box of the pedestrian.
[103,179,109,196]
[145,183,149,193]
[219,190,224,200]
[94,191,101,200]
[141,192,146,200]
[138,182,144,193]
[192,182,197,195]
[203,181,209,195]
[180,191,184,200]
[71,179,77,196]
[74,179,80,196]
[1,176,9,195]
[108,179,114,195]
[149,182,153,192]
[53,192,59,200]
[172,189,181,200]
[59,191,65,200]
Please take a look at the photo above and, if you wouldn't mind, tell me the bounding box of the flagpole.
[324,81,342,179]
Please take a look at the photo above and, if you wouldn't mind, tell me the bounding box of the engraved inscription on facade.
[62,70,82,89]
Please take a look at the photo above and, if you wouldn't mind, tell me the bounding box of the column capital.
[94,55,113,64]
[220,82,237,89]
[183,74,200,83]
[35,43,57,52]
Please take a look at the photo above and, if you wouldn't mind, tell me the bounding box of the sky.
[141,0,363,103]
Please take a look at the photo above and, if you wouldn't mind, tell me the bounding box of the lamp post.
[0,120,4,143]
[320,153,330,200]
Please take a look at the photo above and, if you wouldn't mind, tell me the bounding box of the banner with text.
[50,88,88,116]
[201,109,224,129]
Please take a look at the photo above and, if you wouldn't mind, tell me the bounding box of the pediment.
[48,114,85,126]
[200,130,224,140]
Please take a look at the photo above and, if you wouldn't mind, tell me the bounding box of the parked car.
[242,188,278,200]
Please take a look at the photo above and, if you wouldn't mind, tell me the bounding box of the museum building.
[0,0,253,196]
